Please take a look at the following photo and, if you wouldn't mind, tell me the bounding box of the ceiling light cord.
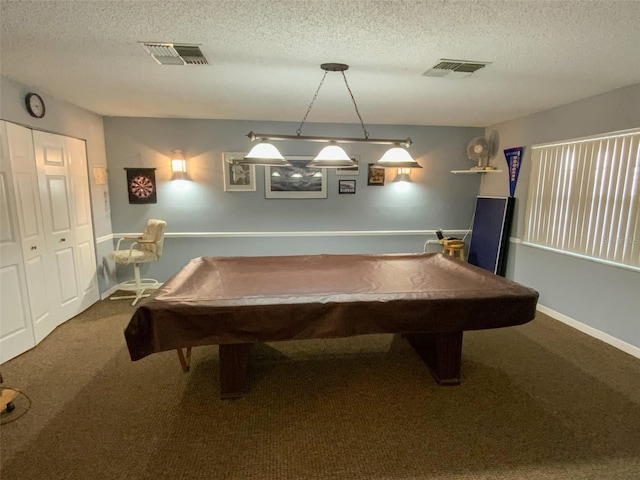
[296,68,369,140]
[340,70,369,140]
[297,71,328,136]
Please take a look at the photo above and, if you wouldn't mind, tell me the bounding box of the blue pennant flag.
[504,147,523,197]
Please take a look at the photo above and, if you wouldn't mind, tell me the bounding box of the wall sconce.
[393,167,412,183]
[171,150,188,180]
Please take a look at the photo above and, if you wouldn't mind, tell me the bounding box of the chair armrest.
[115,236,143,250]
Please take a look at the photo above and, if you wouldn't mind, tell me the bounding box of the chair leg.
[110,263,155,306]
[133,262,142,290]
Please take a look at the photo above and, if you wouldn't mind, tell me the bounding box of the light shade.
[171,150,186,173]
[171,150,189,180]
[239,140,291,166]
[307,142,358,168]
[393,168,412,183]
[374,147,422,168]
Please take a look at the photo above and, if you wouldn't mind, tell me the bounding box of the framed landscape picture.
[367,163,385,186]
[264,156,327,199]
[222,152,256,192]
[339,179,356,194]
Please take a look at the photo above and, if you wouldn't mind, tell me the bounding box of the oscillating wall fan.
[466,131,498,170]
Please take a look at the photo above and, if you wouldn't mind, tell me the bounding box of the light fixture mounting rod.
[247,131,412,148]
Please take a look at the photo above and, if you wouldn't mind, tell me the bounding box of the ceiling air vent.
[423,59,490,78]
[139,42,209,65]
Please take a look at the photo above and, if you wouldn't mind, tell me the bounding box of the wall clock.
[25,92,46,118]
[125,168,157,204]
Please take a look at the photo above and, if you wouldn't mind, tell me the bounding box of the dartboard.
[129,175,155,198]
[125,168,157,204]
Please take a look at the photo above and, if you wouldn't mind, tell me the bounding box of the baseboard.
[537,304,640,359]
[100,284,120,300]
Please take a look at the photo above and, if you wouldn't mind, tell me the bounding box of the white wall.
[480,83,640,350]
[0,76,117,294]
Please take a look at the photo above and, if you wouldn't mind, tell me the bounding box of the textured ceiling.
[1,0,639,127]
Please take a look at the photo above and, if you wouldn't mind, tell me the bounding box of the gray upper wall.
[103,117,484,280]
[103,117,483,234]
[480,83,640,350]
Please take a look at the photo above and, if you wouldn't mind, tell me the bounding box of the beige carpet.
[1,299,639,479]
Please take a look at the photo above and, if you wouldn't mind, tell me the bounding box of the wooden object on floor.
[404,331,463,385]
[1,387,18,413]
[176,347,192,373]
[440,239,465,260]
[219,343,252,399]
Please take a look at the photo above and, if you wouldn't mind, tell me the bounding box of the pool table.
[124,253,538,398]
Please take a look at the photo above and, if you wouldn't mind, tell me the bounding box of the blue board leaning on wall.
[467,196,515,276]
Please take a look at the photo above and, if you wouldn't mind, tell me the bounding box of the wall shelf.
[451,169,502,174]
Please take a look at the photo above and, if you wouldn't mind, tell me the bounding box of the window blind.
[523,128,639,270]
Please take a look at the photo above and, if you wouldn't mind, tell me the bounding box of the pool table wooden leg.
[219,343,253,399]
[404,331,463,385]
[176,347,192,372]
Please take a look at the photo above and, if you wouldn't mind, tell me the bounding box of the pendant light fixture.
[238,139,291,166]
[244,63,416,168]
[374,146,422,169]
[307,141,355,168]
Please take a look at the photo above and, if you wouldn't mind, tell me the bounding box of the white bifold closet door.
[0,121,99,362]
[32,130,99,335]
[0,121,37,360]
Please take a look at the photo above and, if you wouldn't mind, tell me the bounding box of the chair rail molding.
[113,229,471,239]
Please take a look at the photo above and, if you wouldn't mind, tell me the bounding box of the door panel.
[34,131,79,321]
[0,121,36,362]
[55,247,79,305]
[0,174,13,241]
[0,265,28,336]
[25,255,49,323]
[42,144,64,166]
[67,137,98,306]
[72,175,90,227]
[9,124,59,344]
[77,240,95,294]
[33,131,98,318]
[0,265,32,361]
[14,173,41,238]
[46,175,72,232]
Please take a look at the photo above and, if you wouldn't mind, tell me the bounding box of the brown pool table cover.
[124,253,538,361]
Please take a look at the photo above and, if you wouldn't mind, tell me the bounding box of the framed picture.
[265,156,327,199]
[223,152,256,191]
[339,179,356,194]
[336,155,360,176]
[125,168,157,204]
[367,163,385,186]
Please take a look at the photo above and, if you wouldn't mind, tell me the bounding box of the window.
[524,128,639,270]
